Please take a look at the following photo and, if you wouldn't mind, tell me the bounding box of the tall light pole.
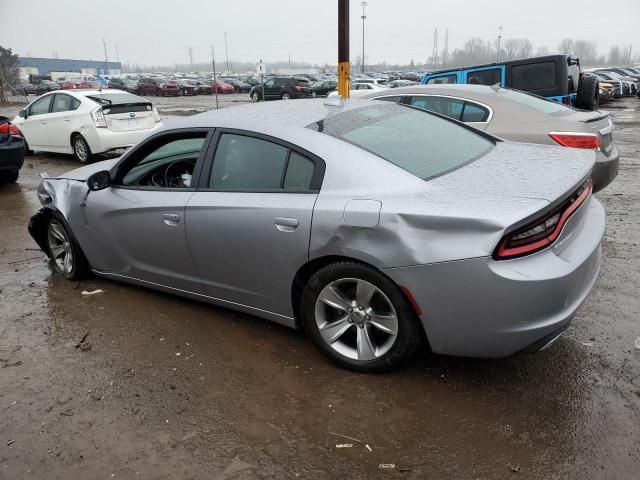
[361,2,367,74]
[338,0,350,99]
[224,32,230,74]
[496,26,503,62]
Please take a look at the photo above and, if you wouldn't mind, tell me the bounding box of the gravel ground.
[0,96,639,479]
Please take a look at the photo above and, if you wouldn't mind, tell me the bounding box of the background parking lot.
[0,96,639,479]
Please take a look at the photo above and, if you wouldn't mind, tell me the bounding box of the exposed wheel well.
[70,132,82,147]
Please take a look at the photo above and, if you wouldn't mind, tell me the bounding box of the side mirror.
[18,110,27,119]
[87,170,111,191]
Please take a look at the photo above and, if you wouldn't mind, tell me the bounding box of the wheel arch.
[291,254,423,328]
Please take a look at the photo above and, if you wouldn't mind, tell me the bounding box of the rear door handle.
[162,213,180,226]
[274,217,299,232]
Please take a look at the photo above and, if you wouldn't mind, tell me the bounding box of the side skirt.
[91,269,297,329]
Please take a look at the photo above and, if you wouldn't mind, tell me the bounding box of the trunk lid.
[104,103,155,132]
[566,109,614,155]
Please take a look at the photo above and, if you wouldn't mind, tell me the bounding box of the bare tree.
[573,40,598,65]
[535,46,550,56]
[607,46,622,65]
[558,38,574,54]
[0,46,20,103]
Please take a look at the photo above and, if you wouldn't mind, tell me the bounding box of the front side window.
[120,133,207,188]
[309,103,493,181]
[426,74,457,85]
[210,134,317,192]
[467,68,501,86]
[29,95,52,116]
[408,96,464,121]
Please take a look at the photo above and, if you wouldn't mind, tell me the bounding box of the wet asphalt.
[0,96,639,479]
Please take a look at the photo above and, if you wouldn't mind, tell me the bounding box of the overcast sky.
[1,0,638,67]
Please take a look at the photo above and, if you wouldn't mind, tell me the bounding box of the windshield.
[308,103,494,180]
[497,88,575,116]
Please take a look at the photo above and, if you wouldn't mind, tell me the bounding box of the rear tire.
[301,261,422,372]
[575,75,599,110]
[281,92,291,100]
[251,91,260,102]
[72,134,92,164]
[46,215,89,280]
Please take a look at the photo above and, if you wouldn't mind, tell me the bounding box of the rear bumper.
[383,197,605,358]
[593,147,619,192]
[0,136,25,172]
[82,123,163,154]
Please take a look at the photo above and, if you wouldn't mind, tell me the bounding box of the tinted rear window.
[308,104,493,180]
[511,62,557,91]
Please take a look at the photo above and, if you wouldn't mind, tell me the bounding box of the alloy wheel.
[47,220,74,274]
[314,278,398,361]
[74,138,88,162]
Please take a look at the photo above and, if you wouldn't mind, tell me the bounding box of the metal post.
[361,2,367,74]
[224,32,230,74]
[102,38,108,75]
[211,46,219,109]
[338,0,350,99]
[496,26,503,62]
[260,59,265,101]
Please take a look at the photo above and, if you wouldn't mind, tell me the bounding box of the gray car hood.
[52,158,121,181]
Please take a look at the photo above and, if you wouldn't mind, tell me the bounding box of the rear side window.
[408,96,464,120]
[210,134,318,192]
[467,68,501,86]
[426,74,457,85]
[374,96,403,103]
[461,102,489,122]
[51,94,74,113]
[512,62,557,91]
[309,104,493,181]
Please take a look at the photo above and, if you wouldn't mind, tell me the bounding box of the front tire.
[301,262,421,372]
[0,169,19,184]
[72,135,92,163]
[281,92,291,100]
[46,215,89,280]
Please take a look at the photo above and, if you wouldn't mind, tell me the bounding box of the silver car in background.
[29,100,605,372]
[364,84,619,192]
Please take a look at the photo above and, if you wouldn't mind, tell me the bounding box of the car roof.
[362,84,520,104]
[175,98,376,131]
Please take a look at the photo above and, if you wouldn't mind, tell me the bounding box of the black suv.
[250,77,313,101]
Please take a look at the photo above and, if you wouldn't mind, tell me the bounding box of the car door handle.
[274,217,299,232]
[162,213,180,226]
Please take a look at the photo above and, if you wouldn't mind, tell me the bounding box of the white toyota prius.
[13,89,163,163]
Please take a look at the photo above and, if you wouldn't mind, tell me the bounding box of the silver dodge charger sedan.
[29,99,605,372]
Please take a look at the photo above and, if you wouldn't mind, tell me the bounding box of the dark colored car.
[169,79,198,96]
[310,80,338,97]
[187,80,213,95]
[421,54,599,110]
[19,82,37,95]
[0,116,25,184]
[219,78,252,93]
[35,81,61,95]
[137,77,179,96]
[108,77,138,91]
[250,77,313,101]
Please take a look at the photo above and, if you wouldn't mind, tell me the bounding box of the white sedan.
[13,89,163,163]
[327,83,388,99]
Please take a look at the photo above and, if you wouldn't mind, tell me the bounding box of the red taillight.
[495,179,593,260]
[293,85,301,92]
[9,124,20,136]
[549,132,600,150]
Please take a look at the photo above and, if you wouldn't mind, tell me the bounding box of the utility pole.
[211,46,219,109]
[442,29,449,67]
[115,43,120,63]
[289,53,291,68]
[361,2,367,74]
[432,29,439,69]
[102,38,108,74]
[338,0,350,99]
[189,47,194,71]
[496,26,503,62]
[628,44,632,64]
[224,32,230,74]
